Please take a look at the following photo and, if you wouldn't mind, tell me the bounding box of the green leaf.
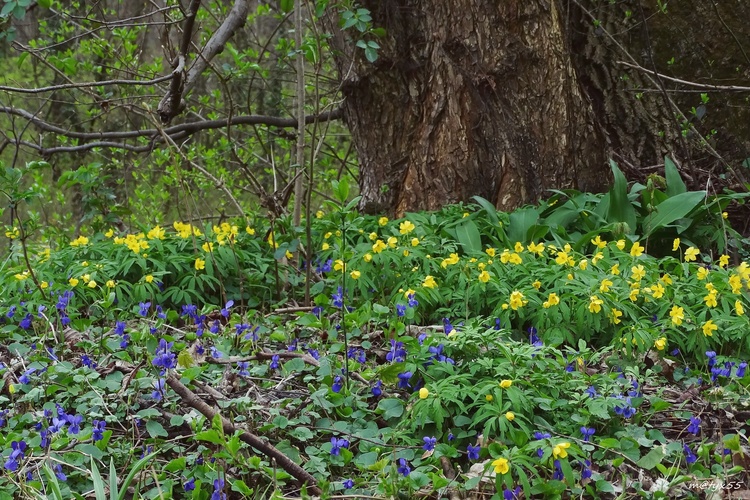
[664,156,686,197]
[110,458,118,500]
[508,207,539,243]
[196,429,224,445]
[377,398,404,419]
[279,0,293,13]
[42,464,64,500]
[472,195,499,225]
[145,420,168,438]
[637,448,664,470]
[606,160,637,231]
[164,457,186,473]
[455,219,481,253]
[642,191,706,237]
[118,452,157,500]
[90,457,107,500]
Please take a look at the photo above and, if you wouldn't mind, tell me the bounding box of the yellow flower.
[555,251,570,266]
[532,280,542,290]
[616,239,626,250]
[514,242,524,253]
[702,320,717,337]
[509,290,526,310]
[334,260,346,272]
[403,289,415,298]
[650,282,665,299]
[684,247,700,262]
[631,265,646,281]
[719,255,730,268]
[70,235,90,247]
[591,235,607,249]
[611,308,623,324]
[527,242,545,255]
[505,411,515,421]
[673,238,680,252]
[552,442,571,459]
[485,394,493,402]
[441,253,460,268]
[363,253,373,263]
[419,387,429,399]
[372,240,386,253]
[399,220,416,235]
[411,238,419,247]
[589,295,603,313]
[599,279,613,293]
[321,243,330,251]
[87,280,97,288]
[463,212,470,218]
[195,258,206,270]
[611,264,620,275]
[485,247,496,257]
[147,226,165,240]
[729,274,743,294]
[202,242,214,252]
[82,274,91,284]
[367,232,377,241]
[245,226,255,235]
[478,270,490,283]
[704,290,718,308]
[104,228,114,238]
[492,457,509,475]
[630,241,644,257]
[508,253,522,265]
[723,211,729,219]
[629,288,640,302]
[40,281,49,289]
[499,379,512,389]
[81,261,89,267]
[316,210,324,219]
[5,227,19,239]
[378,217,389,226]
[267,232,278,249]
[69,278,79,287]
[106,280,116,288]
[696,267,709,280]
[670,305,684,326]
[654,337,667,351]
[660,273,673,285]
[736,300,745,316]
[423,275,437,289]
[543,293,560,308]
[387,236,398,248]
[578,259,588,270]
[567,273,574,280]
[592,252,604,265]
[350,270,361,280]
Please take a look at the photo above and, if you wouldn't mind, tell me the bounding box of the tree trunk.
[326,0,747,215]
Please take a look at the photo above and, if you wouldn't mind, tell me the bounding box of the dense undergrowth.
[2,165,750,499]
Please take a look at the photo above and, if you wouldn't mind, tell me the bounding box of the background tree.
[0,0,748,229]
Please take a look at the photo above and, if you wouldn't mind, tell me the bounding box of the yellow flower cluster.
[213,222,239,244]
[147,226,166,240]
[114,233,149,254]
[173,221,202,238]
[70,235,89,247]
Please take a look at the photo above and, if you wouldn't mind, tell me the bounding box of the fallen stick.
[165,373,321,495]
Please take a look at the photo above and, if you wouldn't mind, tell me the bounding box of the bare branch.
[0,74,174,94]
[617,61,750,92]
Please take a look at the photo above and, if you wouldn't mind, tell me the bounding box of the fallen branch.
[165,373,322,495]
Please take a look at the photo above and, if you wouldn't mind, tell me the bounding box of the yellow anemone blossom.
[399,220,415,235]
[527,241,545,255]
[147,226,165,240]
[334,260,346,272]
[378,216,389,226]
[70,235,90,247]
[589,295,603,313]
[441,253,460,268]
[654,337,667,351]
[704,290,718,308]
[505,411,515,421]
[696,267,709,280]
[69,278,79,287]
[592,252,604,265]
[719,255,730,268]
[631,265,646,281]
[423,276,437,289]
[509,290,526,310]
[322,243,330,251]
[543,293,560,308]
[363,253,373,263]
[350,270,361,280]
[106,280,116,288]
[684,247,700,262]
[145,275,154,283]
[411,238,419,247]
[245,226,255,235]
[369,232,378,241]
[702,320,717,337]
[492,457,510,475]
[195,258,206,270]
[552,442,571,459]
[532,280,542,290]
[616,239,626,250]
[610,308,623,324]
[387,236,398,248]
[372,240,386,253]
[485,394,493,402]
[673,238,680,251]
[599,279,613,293]
[736,300,745,316]
[499,379,512,389]
[485,247,497,257]
[478,270,490,283]
[670,305,684,326]
[611,263,620,275]
[514,242,524,253]
[87,280,97,288]
[315,210,324,219]
[630,241,645,257]
[419,388,429,399]
[591,235,606,249]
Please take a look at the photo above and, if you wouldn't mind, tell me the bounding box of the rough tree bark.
[326,0,748,215]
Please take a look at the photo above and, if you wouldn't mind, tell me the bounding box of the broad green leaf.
[472,195,499,225]
[455,219,481,253]
[145,420,168,438]
[642,191,706,237]
[636,448,664,470]
[664,156,686,197]
[508,206,539,243]
[196,429,224,445]
[606,160,637,231]
[377,398,404,419]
